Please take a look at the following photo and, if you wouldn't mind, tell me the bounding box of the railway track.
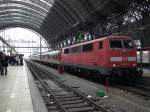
[116,80,150,100]
[26,60,110,112]
[67,68,150,100]
[31,60,150,101]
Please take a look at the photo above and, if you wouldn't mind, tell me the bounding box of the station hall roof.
[0,0,149,47]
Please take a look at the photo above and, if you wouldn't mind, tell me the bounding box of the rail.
[26,60,109,112]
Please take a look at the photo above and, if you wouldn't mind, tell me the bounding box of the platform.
[0,65,34,112]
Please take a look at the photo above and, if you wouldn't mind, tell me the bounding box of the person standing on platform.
[2,54,8,75]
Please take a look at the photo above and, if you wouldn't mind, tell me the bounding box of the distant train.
[30,36,143,78]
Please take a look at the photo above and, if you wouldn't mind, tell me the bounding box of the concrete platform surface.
[0,65,34,112]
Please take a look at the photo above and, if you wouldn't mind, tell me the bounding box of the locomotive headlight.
[113,64,116,67]
[133,64,136,66]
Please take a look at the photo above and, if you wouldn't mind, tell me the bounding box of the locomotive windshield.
[110,40,123,48]
[123,40,134,49]
[110,40,134,49]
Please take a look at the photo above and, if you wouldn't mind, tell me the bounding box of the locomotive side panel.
[93,38,108,66]
[62,38,108,68]
[62,43,95,66]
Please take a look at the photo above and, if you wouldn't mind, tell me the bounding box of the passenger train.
[137,48,150,66]
[30,36,143,78]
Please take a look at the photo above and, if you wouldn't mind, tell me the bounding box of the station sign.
[6,39,36,44]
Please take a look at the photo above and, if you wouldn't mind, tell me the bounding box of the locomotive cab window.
[83,43,93,52]
[64,49,69,54]
[110,40,123,49]
[99,41,103,49]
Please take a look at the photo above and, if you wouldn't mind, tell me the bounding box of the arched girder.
[0,14,42,26]
[0,0,74,34]
[0,24,40,37]
[58,0,81,22]
[38,0,54,7]
[41,22,57,37]
[40,14,68,40]
[0,0,50,13]
[0,5,46,19]
[45,6,73,28]
[0,10,44,22]
[0,19,40,30]
[34,0,75,27]
[42,10,71,36]
[47,9,71,29]
[44,15,69,35]
[0,12,43,24]
[52,1,77,25]
[0,0,73,26]
[64,0,88,20]
[41,8,77,40]
[40,12,73,40]
[0,0,80,36]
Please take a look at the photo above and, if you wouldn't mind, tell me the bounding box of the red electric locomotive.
[30,36,143,78]
[61,36,143,77]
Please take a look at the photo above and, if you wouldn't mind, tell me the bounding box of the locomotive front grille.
[110,57,122,62]
[127,57,136,61]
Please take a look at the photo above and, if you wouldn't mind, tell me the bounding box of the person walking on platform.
[0,52,3,75]
[19,55,23,65]
[15,54,19,65]
[2,54,8,75]
[12,55,15,65]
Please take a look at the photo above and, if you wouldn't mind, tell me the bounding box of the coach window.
[48,55,51,59]
[99,41,103,49]
[64,48,69,54]
[83,43,93,52]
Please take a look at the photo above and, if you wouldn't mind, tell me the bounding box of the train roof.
[63,36,132,49]
[137,47,150,51]
[31,50,60,56]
